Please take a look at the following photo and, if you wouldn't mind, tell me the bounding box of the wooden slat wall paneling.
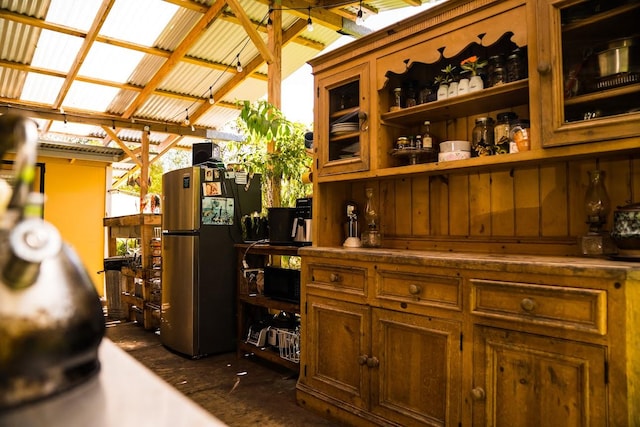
[513,166,540,236]
[539,162,569,237]
[394,178,412,236]
[430,174,450,236]
[469,171,492,237]
[448,173,469,237]
[411,175,430,236]
[490,169,515,236]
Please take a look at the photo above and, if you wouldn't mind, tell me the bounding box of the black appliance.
[263,266,300,303]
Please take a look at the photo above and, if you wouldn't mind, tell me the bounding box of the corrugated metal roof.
[1,0,445,184]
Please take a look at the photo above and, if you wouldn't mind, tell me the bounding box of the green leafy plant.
[435,64,456,85]
[230,100,312,208]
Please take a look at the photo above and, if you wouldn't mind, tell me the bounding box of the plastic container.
[439,140,471,153]
[438,151,471,162]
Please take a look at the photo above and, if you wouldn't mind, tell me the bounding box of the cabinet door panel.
[473,326,607,427]
[305,295,370,409]
[371,309,462,426]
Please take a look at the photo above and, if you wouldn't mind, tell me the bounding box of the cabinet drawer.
[308,263,367,294]
[376,268,462,311]
[470,279,606,335]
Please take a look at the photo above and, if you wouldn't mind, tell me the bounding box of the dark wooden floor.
[106,321,340,427]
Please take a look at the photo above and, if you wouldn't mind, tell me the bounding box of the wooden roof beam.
[226,0,275,64]
[53,0,115,110]
[122,0,228,118]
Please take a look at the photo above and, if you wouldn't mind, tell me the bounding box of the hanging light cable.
[267,9,273,28]
[356,0,365,25]
[208,87,215,104]
[307,6,313,32]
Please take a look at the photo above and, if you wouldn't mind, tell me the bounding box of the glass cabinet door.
[536,0,640,147]
[316,63,369,177]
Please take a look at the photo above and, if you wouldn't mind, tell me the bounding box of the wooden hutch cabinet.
[297,0,640,426]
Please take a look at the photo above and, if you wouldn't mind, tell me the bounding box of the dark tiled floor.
[105,321,339,427]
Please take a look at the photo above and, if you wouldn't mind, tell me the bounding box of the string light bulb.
[191,124,195,132]
[267,9,273,28]
[356,0,365,25]
[307,7,313,32]
[208,87,215,104]
[236,59,243,73]
[183,109,190,126]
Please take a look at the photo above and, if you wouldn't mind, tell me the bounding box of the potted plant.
[435,64,456,100]
[460,56,487,92]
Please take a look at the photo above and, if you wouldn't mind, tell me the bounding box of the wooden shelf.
[237,341,299,372]
[235,243,301,373]
[104,213,162,330]
[380,79,529,125]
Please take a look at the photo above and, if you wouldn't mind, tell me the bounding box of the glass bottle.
[584,170,610,233]
[362,188,381,247]
[421,121,434,149]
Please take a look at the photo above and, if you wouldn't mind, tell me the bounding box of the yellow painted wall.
[39,156,108,297]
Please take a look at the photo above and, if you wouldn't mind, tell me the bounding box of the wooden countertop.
[299,246,640,278]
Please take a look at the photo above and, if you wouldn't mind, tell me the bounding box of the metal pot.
[597,36,640,77]
[611,202,640,252]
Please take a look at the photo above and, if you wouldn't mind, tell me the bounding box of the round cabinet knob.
[520,298,536,312]
[537,62,551,75]
[408,284,421,295]
[366,357,379,368]
[329,273,341,283]
[471,387,486,401]
[358,355,369,365]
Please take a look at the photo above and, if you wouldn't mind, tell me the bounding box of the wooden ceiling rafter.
[226,0,275,64]
[102,126,143,166]
[189,14,308,123]
[52,0,115,110]
[122,0,229,118]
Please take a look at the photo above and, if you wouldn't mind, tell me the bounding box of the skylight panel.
[30,29,83,72]
[100,0,179,46]
[45,0,104,31]
[21,73,65,104]
[63,81,121,112]
[79,42,145,83]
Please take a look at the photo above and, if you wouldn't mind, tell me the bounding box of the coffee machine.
[291,197,312,246]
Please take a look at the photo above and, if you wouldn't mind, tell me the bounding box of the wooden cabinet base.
[296,383,395,427]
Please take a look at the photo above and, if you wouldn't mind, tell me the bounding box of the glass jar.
[396,136,409,150]
[405,82,417,108]
[509,119,531,152]
[494,112,517,154]
[471,117,495,157]
[487,55,505,87]
[507,48,525,82]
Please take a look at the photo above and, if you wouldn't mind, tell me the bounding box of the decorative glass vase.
[468,75,484,92]
[457,78,470,95]
[437,84,448,100]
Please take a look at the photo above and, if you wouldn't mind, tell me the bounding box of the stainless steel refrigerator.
[160,165,261,357]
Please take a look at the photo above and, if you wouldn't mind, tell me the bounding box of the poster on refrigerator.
[202,197,234,225]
